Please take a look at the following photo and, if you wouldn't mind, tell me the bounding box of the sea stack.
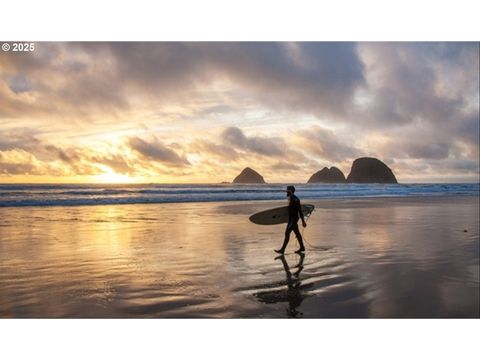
[232,167,266,183]
[346,157,398,183]
[308,167,346,183]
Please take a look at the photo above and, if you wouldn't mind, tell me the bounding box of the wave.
[0,183,478,207]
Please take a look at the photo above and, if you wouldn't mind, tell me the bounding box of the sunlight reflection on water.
[0,197,478,318]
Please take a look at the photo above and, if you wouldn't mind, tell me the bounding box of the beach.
[0,195,478,318]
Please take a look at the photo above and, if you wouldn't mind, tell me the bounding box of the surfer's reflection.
[254,253,311,318]
[278,253,306,317]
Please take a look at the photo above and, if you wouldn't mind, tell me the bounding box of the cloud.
[0,129,40,151]
[0,161,38,175]
[0,42,366,122]
[0,149,45,176]
[187,139,241,160]
[0,129,84,165]
[0,42,478,182]
[128,136,190,166]
[270,161,300,171]
[7,74,32,94]
[221,126,286,157]
[401,142,450,160]
[294,125,360,162]
[44,145,81,163]
[0,44,128,120]
[90,154,134,175]
[355,43,479,133]
[101,42,365,116]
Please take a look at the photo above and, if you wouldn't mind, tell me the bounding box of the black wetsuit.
[279,194,305,252]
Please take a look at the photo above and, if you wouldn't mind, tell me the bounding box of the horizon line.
[0,181,479,186]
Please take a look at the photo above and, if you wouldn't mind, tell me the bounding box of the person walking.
[275,185,306,254]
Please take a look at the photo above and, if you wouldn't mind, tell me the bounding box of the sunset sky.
[0,42,478,183]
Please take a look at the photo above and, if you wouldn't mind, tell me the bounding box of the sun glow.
[94,167,134,184]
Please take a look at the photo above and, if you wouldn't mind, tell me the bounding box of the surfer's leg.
[275,222,293,253]
[293,222,305,252]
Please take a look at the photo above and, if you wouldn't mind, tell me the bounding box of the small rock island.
[307,166,346,183]
[232,167,266,183]
[346,157,398,183]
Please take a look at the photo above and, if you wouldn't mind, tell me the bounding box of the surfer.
[275,185,306,254]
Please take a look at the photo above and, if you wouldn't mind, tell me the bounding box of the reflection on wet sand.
[0,197,478,318]
[254,254,310,317]
[237,250,372,318]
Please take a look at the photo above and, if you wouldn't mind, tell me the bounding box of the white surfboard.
[249,204,315,225]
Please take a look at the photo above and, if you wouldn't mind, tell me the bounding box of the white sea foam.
[0,183,478,207]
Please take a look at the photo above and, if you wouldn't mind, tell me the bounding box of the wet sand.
[0,196,478,318]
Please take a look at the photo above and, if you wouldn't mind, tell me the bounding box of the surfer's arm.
[299,210,305,222]
[298,201,305,223]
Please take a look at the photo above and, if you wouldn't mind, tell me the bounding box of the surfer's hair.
[286,185,295,193]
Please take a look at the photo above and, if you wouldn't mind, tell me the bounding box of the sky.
[0,42,478,183]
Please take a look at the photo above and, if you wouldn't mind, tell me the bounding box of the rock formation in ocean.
[307,167,346,183]
[232,167,266,183]
[346,157,398,183]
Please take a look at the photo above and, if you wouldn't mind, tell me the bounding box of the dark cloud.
[372,136,454,161]
[90,154,134,175]
[43,145,82,163]
[295,126,360,162]
[356,43,479,132]
[447,158,479,172]
[270,161,300,171]
[198,42,365,117]
[121,42,364,117]
[404,143,450,160]
[128,136,190,166]
[0,42,365,120]
[0,161,38,175]
[0,130,85,164]
[392,157,479,180]
[0,128,41,151]
[222,126,286,156]
[7,74,32,94]
[454,113,480,152]
[188,139,240,160]
[0,43,128,119]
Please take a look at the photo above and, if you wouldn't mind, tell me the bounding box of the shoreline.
[0,193,478,210]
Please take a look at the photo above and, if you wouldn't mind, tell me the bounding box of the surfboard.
[249,204,315,225]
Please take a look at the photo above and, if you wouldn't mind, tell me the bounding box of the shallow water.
[0,197,478,318]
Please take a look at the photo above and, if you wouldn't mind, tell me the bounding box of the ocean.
[0,183,478,207]
[1,184,478,318]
